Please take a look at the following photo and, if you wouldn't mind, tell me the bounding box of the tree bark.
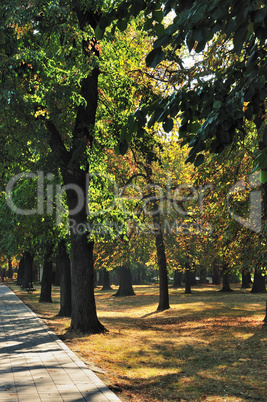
[56,240,72,317]
[1,267,6,282]
[101,268,112,291]
[220,264,233,292]
[151,209,170,312]
[184,262,192,294]
[22,252,33,289]
[54,261,60,286]
[199,266,207,284]
[113,265,135,297]
[241,271,251,288]
[39,247,53,303]
[54,9,105,333]
[63,171,106,333]
[263,299,267,325]
[173,270,182,288]
[17,256,25,286]
[251,269,266,293]
[212,262,220,285]
[7,259,13,279]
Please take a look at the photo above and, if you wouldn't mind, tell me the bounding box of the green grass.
[6,282,267,402]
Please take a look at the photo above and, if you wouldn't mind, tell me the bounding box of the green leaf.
[251,7,267,23]
[95,25,104,40]
[195,40,206,53]
[169,102,180,118]
[117,19,128,32]
[163,118,173,133]
[186,153,196,164]
[154,34,171,49]
[153,9,164,23]
[144,18,153,30]
[190,122,201,133]
[119,141,128,155]
[194,154,205,167]
[233,24,247,55]
[186,31,195,52]
[130,1,146,17]
[213,100,222,111]
[260,170,267,184]
[137,128,146,138]
[154,23,165,37]
[146,48,165,68]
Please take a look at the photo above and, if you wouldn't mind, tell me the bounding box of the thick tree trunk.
[39,247,53,303]
[220,264,233,292]
[184,262,192,294]
[17,256,25,286]
[251,269,266,293]
[22,252,33,289]
[101,268,112,291]
[56,240,72,317]
[64,172,106,333]
[54,261,60,286]
[7,259,13,279]
[241,271,251,288]
[56,25,105,332]
[113,265,135,297]
[1,268,6,282]
[212,262,220,285]
[173,270,182,288]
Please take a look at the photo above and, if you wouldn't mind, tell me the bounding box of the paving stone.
[0,284,121,402]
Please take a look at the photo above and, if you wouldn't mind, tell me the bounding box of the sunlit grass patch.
[6,281,267,402]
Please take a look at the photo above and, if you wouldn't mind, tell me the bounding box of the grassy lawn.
[6,281,267,402]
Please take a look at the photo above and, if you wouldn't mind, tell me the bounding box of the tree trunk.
[17,256,25,286]
[212,262,220,285]
[220,264,233,292]
[101,268,112,291]
[56,240,72,317]
[42,9,105,333]
[184,262,192,294]
[39,247,53,303]
[70,235,104,330]
[134,266,141,285]
[241,271,251,288]
[1,268,6,282]
[62,161,105,332]
[173,270,182,288]
[199,266,207,284]
[54,261,61,286]
[113,265,135,297]
[153,213,170,312]
[22,252,33,289]
[263,299,267,325]
[7,259,13,279]
[251,269,266,293]
[191,262,197,285]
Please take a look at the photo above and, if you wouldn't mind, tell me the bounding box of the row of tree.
[0,0,266,332]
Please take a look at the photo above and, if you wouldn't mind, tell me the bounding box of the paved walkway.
[0,284,120,401]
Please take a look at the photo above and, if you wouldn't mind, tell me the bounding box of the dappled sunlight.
[7,282,267,402]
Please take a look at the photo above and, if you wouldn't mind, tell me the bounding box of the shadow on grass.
[112,325,267,401]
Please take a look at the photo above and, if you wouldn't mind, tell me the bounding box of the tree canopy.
[97,0,267,175]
